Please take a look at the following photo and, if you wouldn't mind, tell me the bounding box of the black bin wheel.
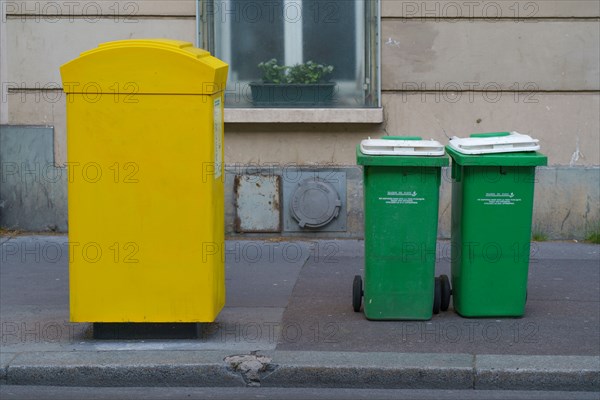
[352,275,363,312]
[433,277,441,315]
[440,274,451,312]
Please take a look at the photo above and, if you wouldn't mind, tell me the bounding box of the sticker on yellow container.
[214,97,223,179]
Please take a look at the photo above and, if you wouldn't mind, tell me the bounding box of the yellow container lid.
[60,39,228,95]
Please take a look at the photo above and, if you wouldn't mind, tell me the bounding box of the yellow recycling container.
[60,39,228,323]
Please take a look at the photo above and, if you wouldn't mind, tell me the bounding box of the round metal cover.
[290,178,341,228]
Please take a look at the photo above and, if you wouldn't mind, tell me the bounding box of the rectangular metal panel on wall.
[234,175,282,233]
[0,125,68,232]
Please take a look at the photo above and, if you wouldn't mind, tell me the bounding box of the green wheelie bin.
[354,136,450,320]
[446,132,548,317]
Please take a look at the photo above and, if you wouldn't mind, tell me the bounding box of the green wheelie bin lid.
[446,132,547,166]
[357,136,449,167]
[446,146,547,166]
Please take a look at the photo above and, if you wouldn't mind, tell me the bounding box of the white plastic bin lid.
[448,132,540,155]
[360,137,445,156]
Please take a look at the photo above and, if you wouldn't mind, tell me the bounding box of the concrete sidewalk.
[0,235,598,391]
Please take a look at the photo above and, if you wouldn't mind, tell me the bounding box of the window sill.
[224,108,384,124]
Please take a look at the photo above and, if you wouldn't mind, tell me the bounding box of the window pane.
[302,0,356,81]
[228,0,284,81]
[215,0,285,82]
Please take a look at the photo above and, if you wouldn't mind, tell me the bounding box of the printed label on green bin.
[214,98,222,179]
[379,191,425,205]
[477,192,522,206]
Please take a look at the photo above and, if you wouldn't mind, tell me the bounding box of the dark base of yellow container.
[93,323,201,340]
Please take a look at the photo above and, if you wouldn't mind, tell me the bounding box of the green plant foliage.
[587,232,600,244]
[258,59,334,84]
[257,59,288,84]
[586,225,600,244]
[531,231,548,242]
[287,61,334,84]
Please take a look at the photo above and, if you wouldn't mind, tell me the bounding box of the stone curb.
[474,354,600,391]
[1,350,598,391]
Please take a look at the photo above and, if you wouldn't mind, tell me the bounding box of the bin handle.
[469,132,510,138]
[451,162,462,182]
[381,136,423,141]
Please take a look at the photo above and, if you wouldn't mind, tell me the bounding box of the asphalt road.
[1,386,598,400]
